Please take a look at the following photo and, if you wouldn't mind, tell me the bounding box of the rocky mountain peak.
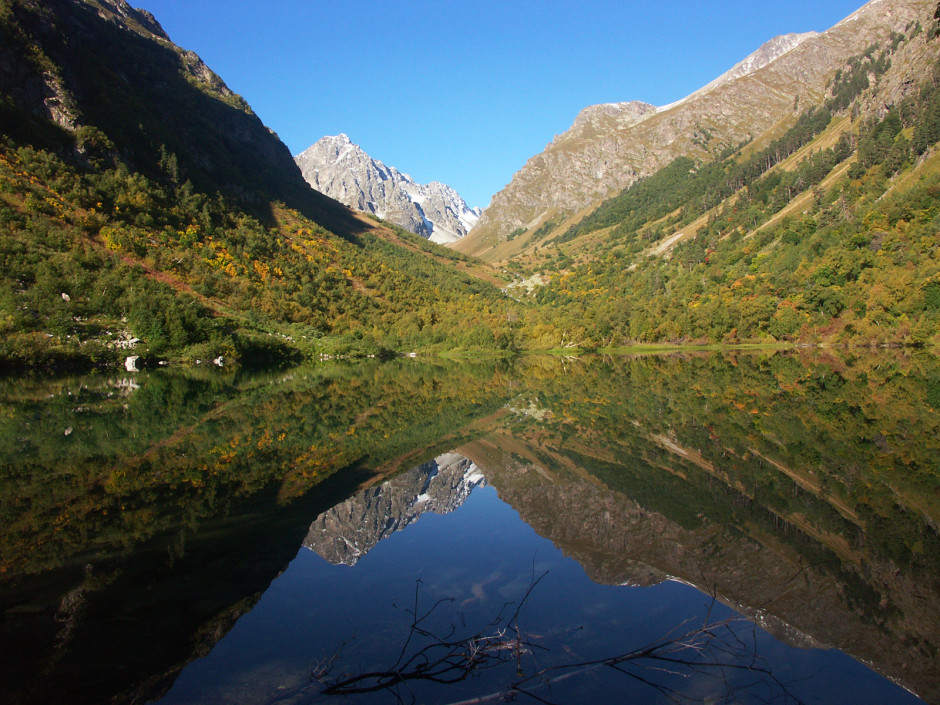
[565,101,659,137]
[295,135,480,244]
[740,31,820,70]
[84,0,170,41]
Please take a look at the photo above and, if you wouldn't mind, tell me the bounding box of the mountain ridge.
[659,31,819,112]
[295,134,481,245]
[461,0,933,257]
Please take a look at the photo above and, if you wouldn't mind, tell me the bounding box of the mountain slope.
[0,0,363,233]
[662,32,818,111]
[0,0,515,368]
[460,0,933,258]
[295,134,481,245]
[503,12,940,349]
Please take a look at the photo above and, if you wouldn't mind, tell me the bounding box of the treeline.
[826,39,899,113]
[552,157,724,246]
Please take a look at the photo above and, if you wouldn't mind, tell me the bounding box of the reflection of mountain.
[303,453,485,565]
[459,428,940,704]
[0,361,505,705]
[3,353,938,705]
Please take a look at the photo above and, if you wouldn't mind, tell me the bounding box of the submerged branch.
[306,568,809,705]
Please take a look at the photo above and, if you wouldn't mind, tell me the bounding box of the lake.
[1,351,938,704]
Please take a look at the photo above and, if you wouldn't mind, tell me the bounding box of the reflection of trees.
[501,351,940,594]
[0,360,508,705]
[3,351,938,704]
[466,351,940,702]
[0,360,508,577]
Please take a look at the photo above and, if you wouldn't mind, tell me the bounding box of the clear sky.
[132,0,866,208]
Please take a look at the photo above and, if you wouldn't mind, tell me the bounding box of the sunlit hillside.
[1,0,939,369]
[0,0,516,369]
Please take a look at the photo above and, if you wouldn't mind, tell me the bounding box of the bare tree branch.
[294,569,811,705]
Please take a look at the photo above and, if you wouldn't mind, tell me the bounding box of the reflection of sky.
[157,484,924,705]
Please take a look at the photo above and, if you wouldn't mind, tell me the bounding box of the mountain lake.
[1,351,938,705]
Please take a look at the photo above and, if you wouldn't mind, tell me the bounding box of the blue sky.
[133,0,865,208]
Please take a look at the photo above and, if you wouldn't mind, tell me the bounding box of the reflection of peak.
[303,453,484,566]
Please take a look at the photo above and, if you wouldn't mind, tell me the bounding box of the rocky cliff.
[462,0,933,254]
[295,134,481,244]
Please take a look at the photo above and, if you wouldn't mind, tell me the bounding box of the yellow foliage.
[100,226,121,251]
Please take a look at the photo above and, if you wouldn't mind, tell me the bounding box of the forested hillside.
[0,0,938,369]
[0,0,517,369]
[502,21,940,349]
[464,0,934,251]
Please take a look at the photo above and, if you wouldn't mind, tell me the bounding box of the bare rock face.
[84,0,170,40]
[0,0,170,132]
[467,0,933,250]
[303,453,485,566]
[564,101,660,136]
[295,135,481,244]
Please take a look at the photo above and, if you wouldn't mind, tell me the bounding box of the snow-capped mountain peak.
[295,135,479,244]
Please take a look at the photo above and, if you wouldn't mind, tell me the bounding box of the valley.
[1,4,939,702]
[0,0,938,366]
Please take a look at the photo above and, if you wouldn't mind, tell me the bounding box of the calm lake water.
[1,352,938,704]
